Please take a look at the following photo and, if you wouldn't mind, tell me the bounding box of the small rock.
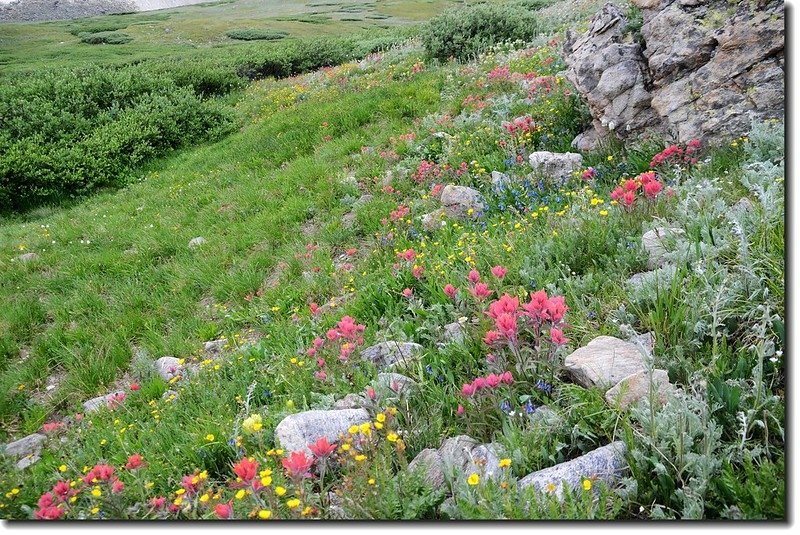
[626,265,676,291]
[333,393,366,410]
[564,336,648,389]
[642,227,684,270]
[275,409,370,453]
[15,252,39,262]
[528,151,583,182]
[16,454,41,470]
[466,443,504,481]
[188,236,207,249]
[361,341,423,370]
[605,369,674,409]
[440,185,485,220]
[341,212,357,229]
[628,332,655,357]
[518,441,628,500]
[203,339,227,359]
[83,390,126,413]
[443,322,466,344]
[422,208,447,232]
[375,372,418,396]
[155,356,183,382]
[408,448,446,488]
[438,435,479,474]
[571,127,602,152]
[491,171,510,191]
[4,433,46,458]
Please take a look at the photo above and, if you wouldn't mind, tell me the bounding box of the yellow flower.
[348,425,358,434]
[387,432,398,443]
[341,444,351,451]
[275,486,287,497]
[235,489,247,500]
[58,464,67,472]
[499,458,512,469]
[258,510,272,519]
[286,498,301,509]
[261,476,273,487]
[368,479,376,485]
[91,487,102,497]
[599,210,609,217]
[173,497,183,506]
[355,454,367,462]
[286,400,295,410]
[175,488,186,496]
[359,423,372,435]
[376,413,386,423]
[205,434,215,442]
[91,507,100,514]
[199,494,210,503]
[259,469,273,478]
[243,414,263,434]
[374,422,383,430]
[275,449,284,455]
[582,479,592,491]
[467,473,480,486]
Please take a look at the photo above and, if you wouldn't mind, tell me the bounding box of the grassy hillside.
[0,0,784,522]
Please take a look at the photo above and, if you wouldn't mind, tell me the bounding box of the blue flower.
[425,364,434,375]
[524,400,538,414]
[535,379,553,395]
[500,400,512,413]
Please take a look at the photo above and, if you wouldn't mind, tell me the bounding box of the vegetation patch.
[78,31,134,45]
[225,29,289,41]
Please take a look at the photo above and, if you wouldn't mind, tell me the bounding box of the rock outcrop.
[564,1,784,145]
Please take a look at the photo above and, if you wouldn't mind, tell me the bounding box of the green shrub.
[79,31,134,45]
[225,29,289,41]
[68,21,129,36]
[421,3,540,62]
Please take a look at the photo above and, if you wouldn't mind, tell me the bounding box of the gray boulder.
[443,322,467,344]
[440,185,485,220]
[274,409,369,453]
[528,151,583,182]
[83,390,127,413]
[642,227,684,270]
[375,372,418,397]
[155,356,183,381]
[15,252,39,263]
[4,433,46,460]
[361,341,423,370]
[188,236,207,249]
[564,336,648,389]
[605,369,674,409]
[518,441,628,500]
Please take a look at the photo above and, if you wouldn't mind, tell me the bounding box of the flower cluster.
[610,171,666,208]
[649,139,701,168]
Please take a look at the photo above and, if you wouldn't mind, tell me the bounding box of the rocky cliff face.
[0,0,208,22]
[564,0,784,146]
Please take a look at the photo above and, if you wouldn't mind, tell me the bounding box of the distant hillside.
[0,0,212,22]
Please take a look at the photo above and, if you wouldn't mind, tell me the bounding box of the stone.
[155,356,183,381]
[642,227,684,270]
[466,443,504,481]
[16,455,41,470]
[274,409,369,453]
[440,185,485,220]
[15,252,39,262]
[375,372,418,396]
[438,435,479,474]
[628,332,655,357]
[3,433,46,458]
[361,341,423,370]
[341,212,357,229]
[605,369,674,409]
[518,441,628,500]
[408,448,446,488]
[83,390,126,413]
[566,0,784,144]
[564,336,648,389]
[528,151,583,182]
[188,236,206,249]
[571,127,602,152]
[333,393,366,410]
[443,322,466,344]
[422,208,447,232]
[627,265,676,291]
[203,339,227,359]
[491,171,510,192]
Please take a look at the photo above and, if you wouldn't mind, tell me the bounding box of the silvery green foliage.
[630,378,723,519]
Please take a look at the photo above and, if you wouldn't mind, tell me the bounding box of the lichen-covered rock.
[518,441,628,500]
[4,433,46,459]
[642,227,684,270]
[275,409,369,453]
[605,369,674,409]
[528,151,583,182]
[333,393,366,410]
[438,435,479,474]
[15,252,39,262]
[564,336,648,389]
[466,443,504,481]
[83,390,127,413]
[566,1,784,144]
[408,448,446,488]
[188,236,206,249]
[203,339,227,359]
[361,341,423,370]
[572,127,602,151]
[155,356,183,382]
[443,322,466,344]
[440,185,485,220]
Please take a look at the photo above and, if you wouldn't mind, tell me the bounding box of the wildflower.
[387,432,399,442]
[622,191,636,207]
[499,458,512,469]
[456,404,465,416]
[287,498,301,509]
[470,283,492,300]
[483,329,501,345]
[368,479,376,485]
[282,451,314,479]
[233,457,258,482]
[467,473,480,486]
[444,284,458,299]
[214,501,233,519]
[487,294,519,319]
[41,422,63,434]
[150,496,166,508]
[467,270,481,284]
[366,386,376,400]
[500,371,513,384]
[495,313,518,339]
[359,422,372,435]
[402,288,413,298]
[125,454,143,470]
[205,434,215,442]
[582,479,592,491]
[461,383,476,397]
[643,179,663,198]
[485,373,502,388]
[308,437,337,458]
[490,265,508,279]
[258,510,272,520]
[130,383,140,391]
[275,486,287,497]
[91,487,102,498]
[111,479,124,494]
[242,414,263,434]
[354,454,367,462]
[550,328,569,345]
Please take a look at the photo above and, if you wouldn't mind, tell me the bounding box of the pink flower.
[150,496,166,509]
[490,265,508,279]
[472,377,487,390]
[522,290,548,321]
[282,451,314,479]
[500,371,513,384]
[623,191,636,207]
[314,371,327,381]
[125,454,143,470]
[486,353,496,363]
[214,501,233,519]
[544,296,567,323]
[485,373,501,388]
[495,313,518,339]
[412,265,425,279]
[550,328,570,346]
[41,422,63,434]
[310,302,320,316]
[610,186,625,201]
[456,404,465,416]
[488,294,519,319]
[232,457,258,482]
[623,179,639,192]
[112,479,124,494]
[468,270,481,284]
[366,386,376,400]
[52,481,71,499]
[461,383,476,397]
[470,283,492,300]
[643,180,663,198]
[130,383,141,391]
[402,288,413,298]
[308,437,337,458]
[399,248,417,262]
[483,330,501,345]
[326,329,339,341]
[444,284,457,299]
